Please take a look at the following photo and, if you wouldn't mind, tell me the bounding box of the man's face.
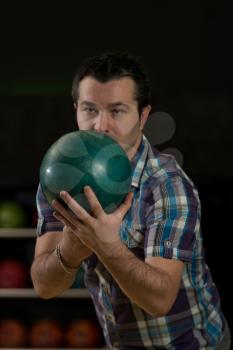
[75,76,150,159]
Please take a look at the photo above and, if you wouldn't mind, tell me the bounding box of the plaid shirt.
[37,135,225,349]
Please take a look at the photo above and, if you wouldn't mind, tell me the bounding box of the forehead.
[78,77,136,104]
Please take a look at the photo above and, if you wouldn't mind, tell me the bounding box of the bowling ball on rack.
[0,259,28,288]
[0,318,27,348]
[28,319,63,348]
[40,130,132,214]
[65,318,102,348]
[0,201,27,228]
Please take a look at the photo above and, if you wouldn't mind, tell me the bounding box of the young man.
[31,52,230,349]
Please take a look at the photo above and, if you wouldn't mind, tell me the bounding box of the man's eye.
[84,107,97,114]
[111,109,124,116]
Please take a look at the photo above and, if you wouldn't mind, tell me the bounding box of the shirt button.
[164,240,172,248]
[102,284,109,293]
[106,314,114,321]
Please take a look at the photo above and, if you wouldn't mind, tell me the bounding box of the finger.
[52,199,77,222]
[115,191,133,219]
[53,211,79,233]
[60,191,94,225]
[52,198,84,229]
[84,186,103,217]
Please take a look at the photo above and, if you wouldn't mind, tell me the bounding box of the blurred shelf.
[0,228,36,238]
[0,288,90,298]
[0,228,103,347]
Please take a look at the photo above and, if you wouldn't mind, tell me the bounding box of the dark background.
[0,0,232,338]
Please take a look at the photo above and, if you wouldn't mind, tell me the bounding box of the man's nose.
[94,113,111,132]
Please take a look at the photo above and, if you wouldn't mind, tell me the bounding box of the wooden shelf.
[0,228,36,238]
[0,288,90,298]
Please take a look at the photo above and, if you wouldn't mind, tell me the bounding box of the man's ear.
[74,103,77,110]
[140,105,151,130]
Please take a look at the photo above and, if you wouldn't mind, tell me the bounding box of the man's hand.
[51,186,183,317]
[52,186,133,254]
[60,225,93,266]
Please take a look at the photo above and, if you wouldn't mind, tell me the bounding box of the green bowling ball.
[40,131,132,213]
[0,201,27,228]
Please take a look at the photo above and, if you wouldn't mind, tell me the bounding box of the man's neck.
[126,133,143,160]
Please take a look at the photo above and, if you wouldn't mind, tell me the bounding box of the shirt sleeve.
[36,184,64,236]
[144,176,201,262]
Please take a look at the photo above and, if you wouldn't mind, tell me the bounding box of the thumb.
[116,192,133,218]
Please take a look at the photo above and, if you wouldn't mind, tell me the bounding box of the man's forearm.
[31,250,80,299]
[96,241,171,317]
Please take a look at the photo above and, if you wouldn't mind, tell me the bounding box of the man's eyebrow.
[80,101,97,107]
[80,101,129,108]
[108,102,129,108]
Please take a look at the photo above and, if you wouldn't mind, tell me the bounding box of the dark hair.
[71,52,151,114]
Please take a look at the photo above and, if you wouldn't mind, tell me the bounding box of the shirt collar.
[130,135,149,188]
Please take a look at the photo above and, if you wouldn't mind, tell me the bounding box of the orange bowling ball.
[65,318,102,348]
[0,318,27,348]
[29,319,63,348]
